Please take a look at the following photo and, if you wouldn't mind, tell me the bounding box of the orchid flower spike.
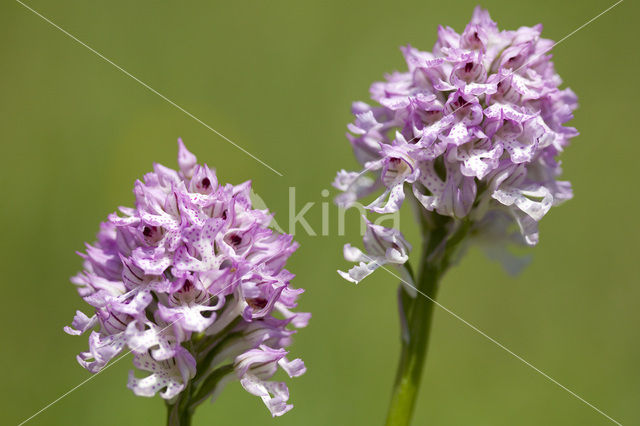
[336,6,577,281]
[66,140,309,418]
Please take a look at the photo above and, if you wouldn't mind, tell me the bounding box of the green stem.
[166,383,194,426]
[385,247,442,425]
[385,212,470,426]
[165,342,236,425]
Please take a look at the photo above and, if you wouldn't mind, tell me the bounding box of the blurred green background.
[2,0,638,425]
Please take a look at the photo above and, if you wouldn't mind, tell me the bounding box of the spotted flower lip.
[336,6,578,284]
[66,139,308,417]
[338,218,415,295]
[334,6,577,248]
